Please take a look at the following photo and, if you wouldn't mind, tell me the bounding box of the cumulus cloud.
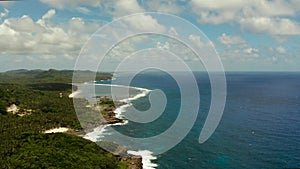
[40,0,144,17]
[240,17,300,35]
[189,34,204,48]
[243,47,259,55]
[0,9,100,57]
[190,0,299,24]
[38,0,300,37]
[110,0,144,17]
[156,41,170,50]
[122,14,165,32]
[168,27,178,37]
[190,0,244,24]
[67,17,99,32]
[276,46,286,54]
[190,0,300,35]
[143,0,185,14]
[40,0,185,17]
[219,42,261,62]
[42,9,56,20]
[4,15,45,33]
[218,33,245,46]
[188,34,215,50]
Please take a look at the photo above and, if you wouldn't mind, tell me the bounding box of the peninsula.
[0,69,142,169]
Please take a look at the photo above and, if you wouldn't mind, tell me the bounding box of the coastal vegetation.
[0,69,134,168]
[0,69,112,84]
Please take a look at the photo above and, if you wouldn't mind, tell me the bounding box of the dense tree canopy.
[0,70,129,168]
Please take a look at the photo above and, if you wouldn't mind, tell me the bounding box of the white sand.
[7,104,19,114]
[69,90,81,98]
[44,127,69,133]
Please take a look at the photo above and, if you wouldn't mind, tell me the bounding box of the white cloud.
[190,0,245,11]
[219,42,261,61]
[168,27,178,37]
[40,0,144,17]
[42,9,56,20]
[218,33,245,46]
[188,34,215,49]
[37,9,56,26]
[99,0,144,17]
[40,0,101,9]
[144,0,184,14]
[189,34,204,48]
[190,0,243,24]
[239,17,300,35]
[190,0,300,24]
[243,47,259,55]
[76,7,92,15]
[68,17,98,32]
[3,15,45,33]
[190,0,245,24]
[189,0,300,36]
[122,14,165,32]
[156,41,170,50]
[112,0,144,16]
[0,9,100,57]
[276,46,286,54]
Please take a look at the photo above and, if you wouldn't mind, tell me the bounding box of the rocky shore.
[83,96,143,169]
[118,155,143,169]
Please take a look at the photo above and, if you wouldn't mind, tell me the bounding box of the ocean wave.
[83,126,107,142]
[121,89,150,102]
[68,90,82,98]
[84,128,158,169]
[127,150,158,169]
[114,103,132,119]
[94,83,151,92]
[83,83,157,168]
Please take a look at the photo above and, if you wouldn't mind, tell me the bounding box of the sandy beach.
[44,127,70,133]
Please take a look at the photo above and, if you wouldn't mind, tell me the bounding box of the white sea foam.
[68,90,82,98]
[114,103,131,119]
[121,89,150,102]
[83,126,107,142]
[83,83,157,168]
[128,150,158,169]
[94,83,151,92]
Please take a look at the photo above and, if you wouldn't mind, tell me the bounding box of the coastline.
[68,90,81,98]
[70,82,157,169]
[85,96,143,169]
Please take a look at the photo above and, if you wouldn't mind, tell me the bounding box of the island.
[0,69,142,169]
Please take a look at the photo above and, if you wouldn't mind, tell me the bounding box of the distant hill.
[0,69,112,84]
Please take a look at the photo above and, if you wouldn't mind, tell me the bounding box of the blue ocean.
[84,71,300,168]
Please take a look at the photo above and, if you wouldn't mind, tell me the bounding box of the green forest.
[0,69,129,168]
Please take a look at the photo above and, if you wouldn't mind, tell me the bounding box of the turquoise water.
[94,71,300,168]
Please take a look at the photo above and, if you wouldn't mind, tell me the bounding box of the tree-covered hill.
[0,70,137,169]
[0,69,112,85]
[5,133,127,169]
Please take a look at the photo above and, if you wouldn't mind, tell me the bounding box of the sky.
[0,0,300,72]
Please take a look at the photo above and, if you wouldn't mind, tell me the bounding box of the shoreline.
[70,83,148,169]
[85,97,144,169]
[44,127,70,133]
[68,90,81,98]
[70,83,157,169]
